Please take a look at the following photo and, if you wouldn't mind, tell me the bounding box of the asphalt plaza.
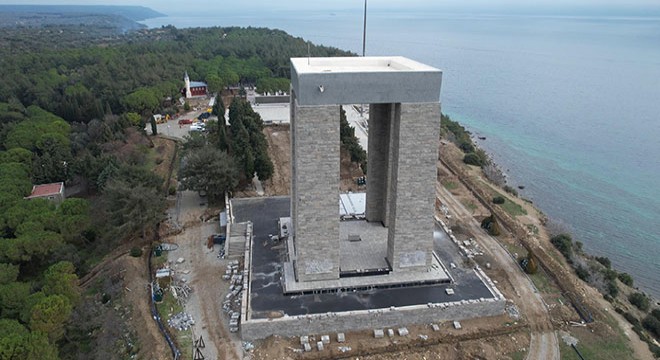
[231,197,498,320]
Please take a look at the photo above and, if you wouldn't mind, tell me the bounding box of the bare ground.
[262,125,291,196]
[160,190,243,360]
[262,125,365,195]
[252,316,529,360]
[122,255,172,360]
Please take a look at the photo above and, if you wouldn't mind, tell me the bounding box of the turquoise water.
[142,10,660,297]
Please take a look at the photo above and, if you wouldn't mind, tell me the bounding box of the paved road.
[151,108,209,139]
[436,179,559,360]
[344,105,369,150]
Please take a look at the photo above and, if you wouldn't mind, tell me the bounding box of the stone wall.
[241,297,505,341]
[365,103,392,224]
[291,101,341,281]
[387,103,441,272]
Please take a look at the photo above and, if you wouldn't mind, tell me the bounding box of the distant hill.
[0,5,165,32]
[0,5,164,21]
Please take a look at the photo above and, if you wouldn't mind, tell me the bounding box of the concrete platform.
[232,197,497,312]
[282,252,450,294]
[339,220,388,272]
[281,219,451,293]
[232,197,506,340]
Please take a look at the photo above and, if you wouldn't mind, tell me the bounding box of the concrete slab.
[280,218,451,293]
[252,103,289,124]
[291,56,442,105]
[281,250,450,294]
[233,197,498,320]
[339,220,388,272]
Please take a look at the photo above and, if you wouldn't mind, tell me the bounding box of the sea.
[141,9,660,298]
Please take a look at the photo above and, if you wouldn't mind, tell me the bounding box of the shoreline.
[464,131,658,304]
[439,122,658,357]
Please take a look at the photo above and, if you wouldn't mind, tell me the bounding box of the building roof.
[290,56,442,106]
[339,192,366,218]
[291,56,439,74]
[26,182,64,198]
[190,81,207,88]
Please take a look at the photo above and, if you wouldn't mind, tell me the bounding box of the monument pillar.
[386,102,441,272]
[291,95,341,282]
[366,103,393,225]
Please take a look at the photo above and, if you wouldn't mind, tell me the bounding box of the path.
[436,178,559,360]
[165,190,242,360]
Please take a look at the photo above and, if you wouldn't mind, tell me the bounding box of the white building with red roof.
[25,182,65,203]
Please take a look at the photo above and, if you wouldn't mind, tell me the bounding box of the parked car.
[190,123,206,132]
[198,112,211,120]
[178,118,193,125]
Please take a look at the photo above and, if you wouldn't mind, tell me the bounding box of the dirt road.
[436,177,559,360]
[164,190,243,360]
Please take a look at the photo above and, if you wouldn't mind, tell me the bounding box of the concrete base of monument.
[231,197,505,341]
[282,218,452,293]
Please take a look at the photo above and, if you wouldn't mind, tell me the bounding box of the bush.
[489,220,501,236]
[652,309,660,320]
[503,185,518,196]
[459,141,474,153]
[101,293,111,304]
[521,255,538,274]
[642,314,660,338]
[650,343,660,358]
[623,311,641,327]
[595,256,612,269]
[168,185,177,196]
[492,196,505,204]
[129,246,143,257]
[615,307,624,315]
[607,280,619,298]
[618,272,634,286]
[463,152,483,166]
[603,268,618,281]
[575,241,584,253]
[550,233,574,260]
[575,265,590,281]
[629,292,650,311]
[480,215,501,236]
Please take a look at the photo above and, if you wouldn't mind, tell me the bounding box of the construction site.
[217,56,506,343]
[134,56,653,360]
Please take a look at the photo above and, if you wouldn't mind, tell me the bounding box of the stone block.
[337,332,345,343]
[321,335,330,344]
[398,327,409,336]
[317,341,324,351]
[374,329,384,338]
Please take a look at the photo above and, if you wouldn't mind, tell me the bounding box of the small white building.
[25,182,65,204]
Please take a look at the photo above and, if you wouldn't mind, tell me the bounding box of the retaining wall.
[241,297,505,340]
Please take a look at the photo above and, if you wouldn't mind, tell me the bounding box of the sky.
[1,0,660,16]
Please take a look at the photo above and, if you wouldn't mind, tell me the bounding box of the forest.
[0,25,351,359]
